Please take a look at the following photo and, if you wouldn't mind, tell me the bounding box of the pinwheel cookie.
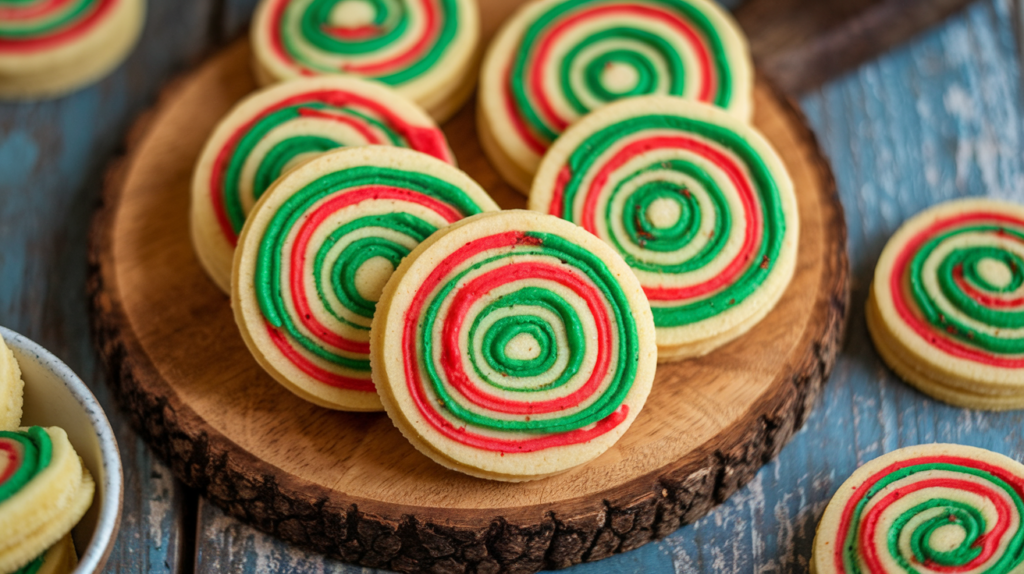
[13,534,77,574]
[530,97,798,362]
[251,0,479,122]
[192,76,454,293]
[0,0,144,99]
[370,210,658,481]
[0,427,94,574]
[0,334,24,432]
[479,0,753,192]
[811,443,1024,574]
[867,198,1024,410]
[233,146,499,411]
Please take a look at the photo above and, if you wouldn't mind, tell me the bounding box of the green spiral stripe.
[313,212,436,329]
[561,29,681,115]
[611,158,731,267]
[419,232,639,433]
[0,0,95,36]
[223,102,406,235]
[512,0,732,142]
[560,114,784,329]
[910,225,1024,354]
[12,552,45,574]
[255,166,486,369]
[840,462,1024,574]
[467,286,585,393]
[0,427,52,503]
[282,0,461,85]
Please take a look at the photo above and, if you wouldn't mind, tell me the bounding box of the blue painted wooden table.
[2,0,1023,571]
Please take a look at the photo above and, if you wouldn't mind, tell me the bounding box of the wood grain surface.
[87,30,847,574]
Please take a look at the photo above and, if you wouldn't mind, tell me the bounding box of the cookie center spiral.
[504,332,542,362]
[646,196,683,230]
[976,256,1014,290]
[929,522,968,553]
[600,61,641,96]
[329,0,378,29]
[354,255,395,303]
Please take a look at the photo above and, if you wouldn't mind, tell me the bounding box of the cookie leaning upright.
[0,334,24,431]
[811,443,1024,573]
[479,0,753,193]
[867,198,1024,410]
[250,0,480,122]
[0,0,144,99]
[370,210,658,481]
[232,146,500,412]
[0,427,95,574]
[530,97,798,362]
[192,76,454,294]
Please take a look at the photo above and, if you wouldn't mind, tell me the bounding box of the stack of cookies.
[186,0,801,480]
[0,335,94,574]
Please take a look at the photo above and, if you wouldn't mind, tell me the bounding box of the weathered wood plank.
[0,0,217,571]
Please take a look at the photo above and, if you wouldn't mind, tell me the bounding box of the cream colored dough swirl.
[0,334,23,431]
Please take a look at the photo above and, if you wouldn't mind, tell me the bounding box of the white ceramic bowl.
[1,327,123,574]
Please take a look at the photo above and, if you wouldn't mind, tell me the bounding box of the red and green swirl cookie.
[251,0,480,122]
[479,0,753,192]
[370,210,657,481]
[0,0,143,98]
[192,76,453,293]
[868,199,1024,410]
[0,427,94,574]
[530,97,798,361]
[812,444,1024,574]
[233,146,499,411]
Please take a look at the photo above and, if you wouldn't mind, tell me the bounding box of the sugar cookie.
[479,0,753,192]
[0,334,23,432]
[0,0,144,99]
[868,198,1024,410]
[192,76,454,293]
[530,97,798,361]
[13,534,77,574]
[811,443,1024,574]
[0,427,94,574]
[370,210,657,481]
[251,0,480,122]
[233,146,500,411]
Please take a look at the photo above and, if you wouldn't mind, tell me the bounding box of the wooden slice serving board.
[88,14,849,573]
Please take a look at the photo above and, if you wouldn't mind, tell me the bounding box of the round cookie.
[0,0,144,99]
[0,427,94,574]
[192,76,454,293]
[15,534,77,574]
[370,210,658,481]
[811,443,1024,574]
[250,0,480,122]
[530,96,798,361]
[868,198,1024,410]
[479,0,753,193]
[233,146,500,411]
[0,334,24,431]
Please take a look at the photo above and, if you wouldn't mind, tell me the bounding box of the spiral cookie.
[530,97,798,361]
[479,0,753,192]
[0,427,94,574]
[812,443,1024,574]
[233,146,499,411]
[0,0,144,99]
[0,334,24,432]
[192,76,454,293]
[251,0,480,122]
[14,534,77,574]
[867,199,1024,410]
[370,211,657,481]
